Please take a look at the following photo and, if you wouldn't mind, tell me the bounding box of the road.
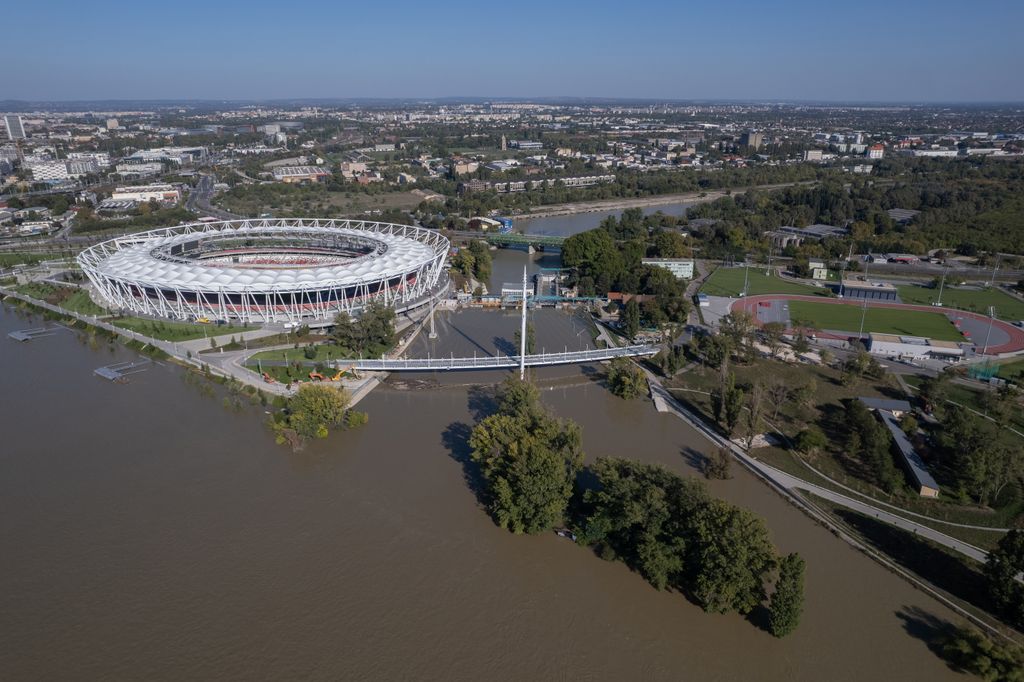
[186,174,240,219]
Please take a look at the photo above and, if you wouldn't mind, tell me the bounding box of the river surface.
[515,202,692,237]
[0,303,965,681]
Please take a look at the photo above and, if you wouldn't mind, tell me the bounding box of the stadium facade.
[77,219,450,323]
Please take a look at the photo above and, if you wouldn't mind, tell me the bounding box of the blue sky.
[5,0,1023,102]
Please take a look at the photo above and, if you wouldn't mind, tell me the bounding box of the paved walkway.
[644,371,989,563]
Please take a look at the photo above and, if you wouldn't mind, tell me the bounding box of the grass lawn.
[111,317,259,342]
[14,282,107,316]
[248,345,344,364]
[788,300,963,341]
[996,356,1024,381]
[699,267,823,297]
[897,284,1024,322]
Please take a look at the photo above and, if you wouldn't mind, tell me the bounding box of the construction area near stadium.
[77,219,450,323]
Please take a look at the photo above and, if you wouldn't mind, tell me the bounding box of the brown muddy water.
[0,304,965,680]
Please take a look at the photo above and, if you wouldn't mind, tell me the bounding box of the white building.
[128,146,207,165]
[4,114,26,140]
[26,159,69,182]
[65,159,99,177]
[867,144,885,159]
[112,184,181,203]
[803,150,823,161]
[641,258,695,279]
[68,151,111,168]
[867,333,963,361]
[106,118,119,130]
[116,161,164,177]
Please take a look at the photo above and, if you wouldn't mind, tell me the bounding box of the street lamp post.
[982,306,997,355]
[936,266,948,307]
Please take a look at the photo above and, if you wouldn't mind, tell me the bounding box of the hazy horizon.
[5,0,1023,103]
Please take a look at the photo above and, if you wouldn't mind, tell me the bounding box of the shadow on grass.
[832,508,992,611]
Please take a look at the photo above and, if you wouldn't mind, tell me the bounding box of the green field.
[788,300,963,341]
[996,356,1024,381]
[111,317,259,342]
[13,282,107,316]
[897,284,1024,322]
[699,267,822,297]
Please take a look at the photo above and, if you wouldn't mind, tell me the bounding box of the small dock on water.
[8,327,57,342]
[95,359,152,382]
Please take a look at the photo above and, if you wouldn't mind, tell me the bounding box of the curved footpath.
[731,294,1024,355]
[644,371,989,563]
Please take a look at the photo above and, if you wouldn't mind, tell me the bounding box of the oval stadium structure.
[77,219,450,323]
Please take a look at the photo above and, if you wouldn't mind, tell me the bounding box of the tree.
[941,625,1024,682]
[762,321,786,358]
[721,372,745,436]
[719,311,755,362]
[744,381,766,450]
[607,357,646,399]
[514,320,536,355]
[768,553,805,637]
[766,377,790,423]
[281,383,349,441]
[469,377,583,534]
[795,426,828,457]
[984,529,1024,629]
[621,298,641,340]
[703,447,732,480]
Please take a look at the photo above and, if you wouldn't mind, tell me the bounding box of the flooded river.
[515,202,692,237]
[0,303,963,680]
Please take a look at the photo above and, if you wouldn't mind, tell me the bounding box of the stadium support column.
[519,267,527,381]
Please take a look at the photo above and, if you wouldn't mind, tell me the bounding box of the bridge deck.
[348,344,658,371]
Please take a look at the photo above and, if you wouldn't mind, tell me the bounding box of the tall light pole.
[858,297,869,339]
[989,256,1000,289]
[519,266,527,380]
[936,266,948,307]
[982,306,996,356]
[742,261,750,297]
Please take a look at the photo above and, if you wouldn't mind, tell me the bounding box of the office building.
[740,131,763,149]
[25,159,69,182]
[106,118,119,130]
[867,144,885,159]
[641,258,695,279]
[4,114,26,140]
[271,166,331,183]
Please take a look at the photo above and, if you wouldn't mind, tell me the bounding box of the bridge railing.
[348,344,660,371]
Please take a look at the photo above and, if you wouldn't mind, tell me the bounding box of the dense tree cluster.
[450,239,492,283]
[270,383,353,447]
[984,529,1024,630]
[469,378,584,534]
[606,357,646,399]
[581,459,788,618]
[330,301,396,356]
[940,625,1024,682]
[838,399,903,493]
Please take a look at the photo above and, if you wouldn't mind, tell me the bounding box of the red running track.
[730,294,1024,355]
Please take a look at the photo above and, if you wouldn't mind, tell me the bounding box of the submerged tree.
[607,357,646,399]
[768,553,805,637]
[469,377,583,534]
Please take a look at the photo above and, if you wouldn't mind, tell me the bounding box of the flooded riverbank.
[0,303,964,680]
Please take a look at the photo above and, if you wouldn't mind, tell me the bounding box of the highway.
[186,174,240,219]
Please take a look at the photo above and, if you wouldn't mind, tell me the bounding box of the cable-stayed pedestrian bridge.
[348,344,659,371]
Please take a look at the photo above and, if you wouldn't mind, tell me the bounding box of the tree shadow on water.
[467,385,498,421]
[493,335,516,356]
[895,606,957,662]
[680,446,707,473]
[441,421,486,503]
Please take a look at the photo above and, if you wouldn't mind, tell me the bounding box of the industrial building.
[272,166,331,183]
[766,223,848,248]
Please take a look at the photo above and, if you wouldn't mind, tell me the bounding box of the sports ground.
[731,295,1024,355]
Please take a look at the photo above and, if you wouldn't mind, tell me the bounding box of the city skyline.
[5,0,1023,103]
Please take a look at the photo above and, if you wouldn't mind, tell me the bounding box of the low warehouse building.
[867,333,964,361]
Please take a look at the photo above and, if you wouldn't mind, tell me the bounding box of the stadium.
[77,219,450,323]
